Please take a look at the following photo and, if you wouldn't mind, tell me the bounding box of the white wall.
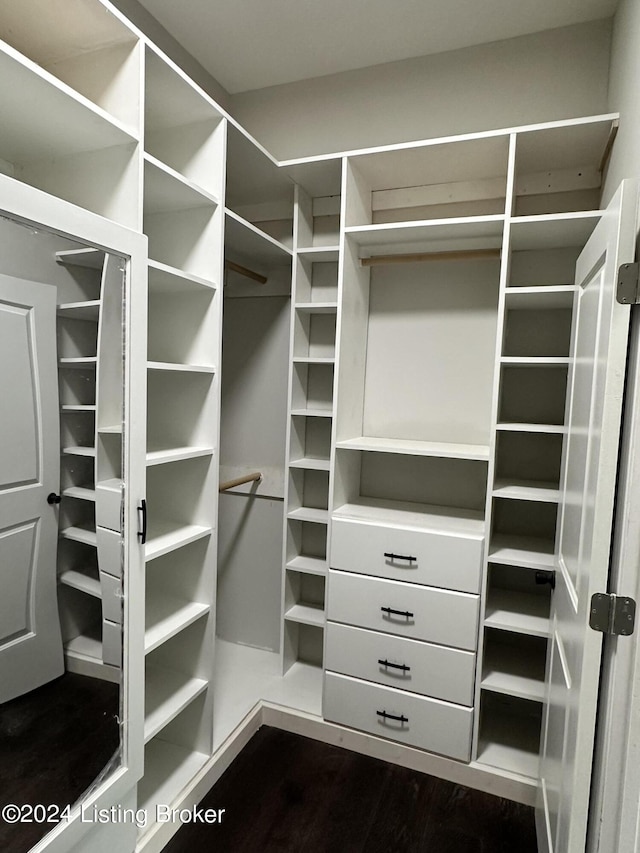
[230,20,612,160]
[604,0,640,203]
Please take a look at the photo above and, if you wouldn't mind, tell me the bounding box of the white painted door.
[0,273,64,703]
[536,181,638,853]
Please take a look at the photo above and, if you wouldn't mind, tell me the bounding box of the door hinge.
[617,262,640,304]
[589,593,636,636]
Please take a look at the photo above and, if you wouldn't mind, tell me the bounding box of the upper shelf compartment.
[344,135,510,227]
[0,0,140,135]
[225,123,295,249]
[144,47,224,199]
[512,116,617,216]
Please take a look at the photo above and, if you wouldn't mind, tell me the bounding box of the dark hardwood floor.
[164,727,537,853]
[0,672,120,853]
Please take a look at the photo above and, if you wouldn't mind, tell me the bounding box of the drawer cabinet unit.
[331,518,483,594]
[324,672,474,762]
[325,622,476,706]
[327,570,479,650]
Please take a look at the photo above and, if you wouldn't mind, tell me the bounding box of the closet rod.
[360,247,501,267]
[225,260,268,284]
[219,471,262,492]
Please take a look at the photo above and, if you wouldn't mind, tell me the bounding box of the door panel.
[536,181,638,852]
[0,273,63,702]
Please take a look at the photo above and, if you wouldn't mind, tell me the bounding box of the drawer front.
[328,570,479,650]
[96,481,123,533]
[96,527,122,579]
[325,622,475,706]
[331,518,483,593]
[324,672,472,762]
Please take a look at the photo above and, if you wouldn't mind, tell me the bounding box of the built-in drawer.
[325,622,475,705]
[328,570,479,650]
[324,671,472,762]
[331,518,483,594]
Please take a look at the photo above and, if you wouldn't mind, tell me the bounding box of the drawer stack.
[324,516,483,762]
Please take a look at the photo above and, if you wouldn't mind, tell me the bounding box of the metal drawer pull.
[378,658,411,673]
[384,552,416,564]
[381,606,414,619]
[376,709,408,724]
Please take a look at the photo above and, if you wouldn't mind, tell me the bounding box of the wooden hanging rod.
[360,247,501,267]
[219,471,262,492]
[599,119,619,174]
[225,260,268,284]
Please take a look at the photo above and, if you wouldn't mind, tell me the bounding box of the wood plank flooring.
[164,727,537,853]
[0,672,120,853]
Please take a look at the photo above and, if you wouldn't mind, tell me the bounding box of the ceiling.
[137,0,618,95]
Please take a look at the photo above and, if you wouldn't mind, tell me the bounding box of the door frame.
[0,173,147,853]
[588,298,640,853]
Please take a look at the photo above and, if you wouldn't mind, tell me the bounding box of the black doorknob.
[47,493,62,505]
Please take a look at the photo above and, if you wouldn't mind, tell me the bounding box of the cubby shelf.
[57,300,101,320]
[488,535,555,570]
[284,603,325,627]
[297,246,340,261]
[59,357,97,368]
[476,704,541,779]
[345,215,504,253]
[144,522,212,563]
[144,665,209,744]
[291,408,333,418]
[504,286,575,309]
[145,446,214,467]
[481,643,546,702]
[289,457,331,471]
[492,479,559,503]
[144,153,219,214]
[484,590,550,637]
[63,446,96,457]
[509,212,602,250]
[292,356,335,365]
[148,259,216,293]
[62,484,96,502]
[335,436,490,461]
[147,361,216,374]
[65,631,104,665]
[225,208,293,265]
[295,302,338,313]
[56,248,104,269]
[334,497,484,535]
[500,357,570,367]
[285,556,328,577]
[59,568,101,598]
[138,740,209,816]
[497,423,566,434]
[61,404,96,412]
[287,507,329,524]
[144,595,210,654]
[60,526,97,548]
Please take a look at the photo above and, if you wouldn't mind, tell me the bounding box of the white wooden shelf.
[144,521,212,563]
[57,300,100,320]
[62,445,96,458]
[61,404,96,413]
[98,424,122,435]
[292,356,335,365]
[144,665,209,744]
[488,535,555,570]
[295,302,338,313]
[335,435,490,461]
[144,153,219,214]
[148,259,216,293]
[333,497,485,535]
[56,249,104,269]
[225,208,293,266]
[290,407,333,418]
[59,568,101,599]
[59,357,97,368]
[62,484,96,502]
[504,286,575,310]
[476,707,541,779]
[497,423,566,434]
[144,594,210,654]
[500,357,570,367]
[482,641,546,702]
[60,526,97,548]
[146,446,214,467]
[147,361,216,374]
[65,631,103,664]
[285,555,328,576]
[289,457,331,472]
[492,478,559,503]
[297,246,340,261]
[509,211,602,250]
[0,44,138,166]
[345,215,504,254]
[284,603,325,627]
[484,589,550,638]
[287,507,329,524]
[138,739,209,821]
